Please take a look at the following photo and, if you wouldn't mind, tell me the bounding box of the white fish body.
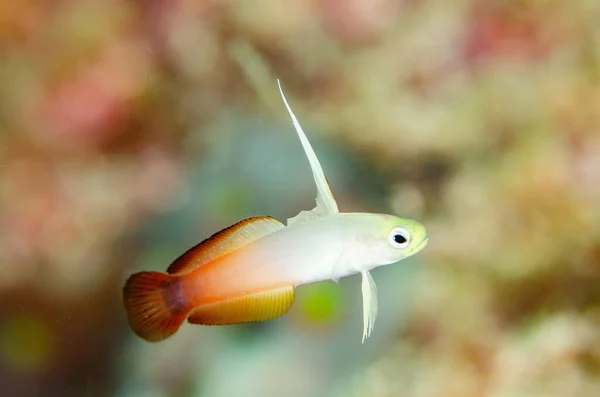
[274,80,428,342]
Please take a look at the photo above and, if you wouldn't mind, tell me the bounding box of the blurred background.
[1,0,600,396]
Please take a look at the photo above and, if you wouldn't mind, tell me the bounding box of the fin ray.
[123,271,189,342]
[188,286,295,325]
[167,216,284,275]
[361,270,378,343]
[277,80,339,226]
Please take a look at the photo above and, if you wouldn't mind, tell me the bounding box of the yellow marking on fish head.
[355,215,428,269]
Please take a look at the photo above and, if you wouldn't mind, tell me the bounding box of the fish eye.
[388,227,410,249]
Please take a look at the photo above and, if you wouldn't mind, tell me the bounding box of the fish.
[123,80,428,343]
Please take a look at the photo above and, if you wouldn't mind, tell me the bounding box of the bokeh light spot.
[0,315,54,372]
[297,282,342,324]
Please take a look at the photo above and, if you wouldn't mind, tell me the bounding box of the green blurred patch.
[0,315,54,372]
[213,183,256,219]
[296,282,343,324]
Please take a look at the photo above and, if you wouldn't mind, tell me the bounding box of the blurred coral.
[1,0,599,396]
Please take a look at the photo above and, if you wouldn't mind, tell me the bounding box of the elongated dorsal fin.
[187,285,295,325]
[277,80,339,227]
[167,216,285,275]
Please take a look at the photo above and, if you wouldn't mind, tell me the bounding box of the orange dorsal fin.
[187,286,295,325]
[167,216,285,275]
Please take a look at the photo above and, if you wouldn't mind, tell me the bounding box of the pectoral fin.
[360,271,378,343]
[277,80,339,226]
[187,286,295,325]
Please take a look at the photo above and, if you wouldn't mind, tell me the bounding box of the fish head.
[349,214,428,271]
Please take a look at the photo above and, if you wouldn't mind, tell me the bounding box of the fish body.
[178,213,425,302]
[123,81,428,343]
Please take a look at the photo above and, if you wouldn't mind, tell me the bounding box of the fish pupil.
[394,234,407,244]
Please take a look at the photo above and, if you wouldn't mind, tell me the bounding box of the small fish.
[123,80,428,343]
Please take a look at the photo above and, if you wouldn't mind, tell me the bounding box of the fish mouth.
[415,236,429,252]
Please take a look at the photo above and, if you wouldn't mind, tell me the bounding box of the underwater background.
[1,1,600,396]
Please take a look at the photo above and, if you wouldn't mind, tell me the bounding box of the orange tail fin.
[123,271,189,342]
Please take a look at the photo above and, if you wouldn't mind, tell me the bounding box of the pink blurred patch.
[319,0,400,46]
[132,146,184,212]
[31,38,149,150]
[464,7,550,65]
[568,135,600,198]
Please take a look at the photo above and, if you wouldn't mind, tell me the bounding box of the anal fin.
[187,286,295,325]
